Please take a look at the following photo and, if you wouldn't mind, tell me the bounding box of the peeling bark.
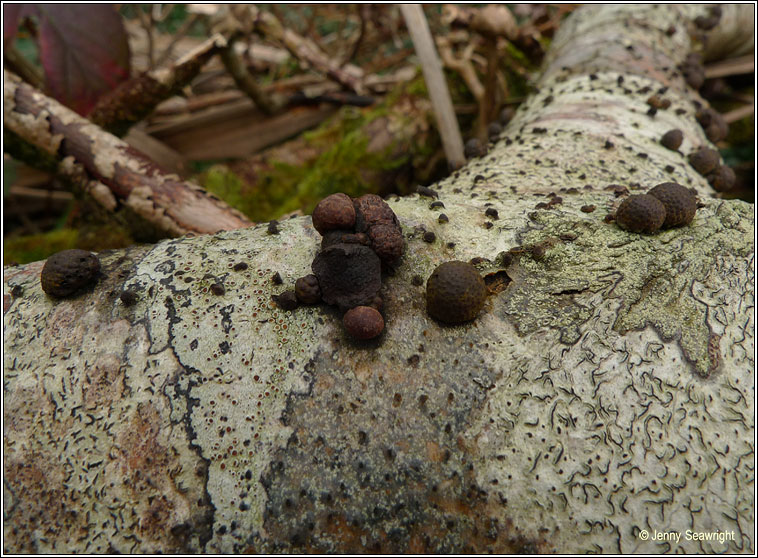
[3,5,754,554]
[4,70,252,238]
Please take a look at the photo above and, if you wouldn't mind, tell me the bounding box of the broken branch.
[4,70,252,238]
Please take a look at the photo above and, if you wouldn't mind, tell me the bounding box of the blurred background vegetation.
[3,4,753,265]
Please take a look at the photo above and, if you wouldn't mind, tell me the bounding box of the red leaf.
[3,4,34,49]
[34,4,130,115]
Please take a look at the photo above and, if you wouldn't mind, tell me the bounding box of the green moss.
[202,82,435,221]
[4,229,78,265]
[4,221,135,265]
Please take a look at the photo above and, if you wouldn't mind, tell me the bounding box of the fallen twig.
[252,7,367,95]
[723,103,754,124]
[88,34,227,137]
[437,36,484,102]
[4,70,252,237]
[704,54,754,79]
[220,36,278,115]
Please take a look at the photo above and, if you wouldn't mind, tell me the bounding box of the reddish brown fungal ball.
[708,165,736,192]
[696,108,728,142]
[40,249,100,298]
[343,306,384,340]
[614,194,666,234]
[660,129,683,151]
[295,274,321,304]
[648,182,697,228]
[426,261,488,324]
[368,223,404,264]
[688,147,720,175]
[272,290,299,311]
[353,194,404,264]
[311,193,356,235]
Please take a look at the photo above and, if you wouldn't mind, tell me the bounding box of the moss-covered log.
[202,78,443,222]
[3,5,754,554]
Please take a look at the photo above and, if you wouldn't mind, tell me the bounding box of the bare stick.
[400,4,465,169]
[704,54,754,79]
[154,13,202,68]
[723,103,754,124]
[220,36,277,115]
[437,38,484,102]
[251,7,366,95]
[4,70,252,237]
[88,34,227,137]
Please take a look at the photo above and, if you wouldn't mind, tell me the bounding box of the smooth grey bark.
[3,4,754,554]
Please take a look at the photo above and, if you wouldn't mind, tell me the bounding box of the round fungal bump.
[343,306,384,340]
[488,122,503,140]
[464,138,485,159]
[272,290,299,311]
[40,249,100,298]
[426,261,488,324]
[660,129,683,151]
[311,193,356,235]
[295,274,321,304]
[707,165,736,192]
[648,182,697,228]
[688,147,720,175]
[614,194,666,234]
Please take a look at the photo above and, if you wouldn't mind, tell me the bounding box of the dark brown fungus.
[120,289,138,306]
[312,243,381,312]
[488,122,502,140]
[272,290,299,311]
[416,186,438,199]
[343,306,384,340]
[40,249,100,298]
[696,108,728,143]
[368,224,404,265]
[311,193,356,235]
[426,261,488,324]
[464,138,485,159]
[681,55,705,89]
[660,129,683,151]
[614,194,666,234]
[353,194,404,264]
[295,275,321,305]
[648,182,697,227]
[647,95,671,109]
[707,166,736,192]
[688,147,720,175]
[694,14,719,30]
[499,106,515,126]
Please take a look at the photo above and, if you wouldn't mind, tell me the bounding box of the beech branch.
[88,34,227,137]
[4,70,252,238]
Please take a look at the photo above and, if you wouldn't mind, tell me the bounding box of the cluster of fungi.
[276,192,491,338]
[275,193,404,340]
[614,182,698,234]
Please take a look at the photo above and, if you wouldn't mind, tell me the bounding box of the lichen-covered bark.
[3,4,754,554]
